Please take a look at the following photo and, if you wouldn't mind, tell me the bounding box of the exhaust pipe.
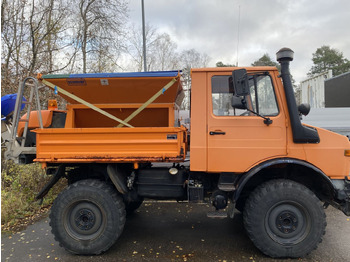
[276,47,319,144]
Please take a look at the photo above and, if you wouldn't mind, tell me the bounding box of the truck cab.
[191,64,350,188]
[191,66,288,172]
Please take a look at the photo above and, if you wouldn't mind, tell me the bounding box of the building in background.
[300,70,350,138]
[325,71,350,107]
[300,70,350,108]
[300,70,332,108]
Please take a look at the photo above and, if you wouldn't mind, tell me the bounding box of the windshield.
[248,74,279,116]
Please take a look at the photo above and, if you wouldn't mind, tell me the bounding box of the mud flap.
[36,165,65,200]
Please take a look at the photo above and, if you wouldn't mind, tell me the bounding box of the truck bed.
[34,127,187,164]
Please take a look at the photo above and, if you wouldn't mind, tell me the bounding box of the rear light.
[345,150,350,157]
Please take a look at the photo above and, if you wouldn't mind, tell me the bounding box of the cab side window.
[211,74,279,117]
[211,76,241,116]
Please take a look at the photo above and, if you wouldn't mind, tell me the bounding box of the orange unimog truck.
[3,48,350,258]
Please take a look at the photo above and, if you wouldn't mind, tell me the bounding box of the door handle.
[210,131,226,135]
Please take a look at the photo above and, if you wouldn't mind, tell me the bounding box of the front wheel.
[243,179,326,258]
[50,179,126,255]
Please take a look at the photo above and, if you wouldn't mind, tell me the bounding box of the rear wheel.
[50,179,126,255]
[243,179,326,258]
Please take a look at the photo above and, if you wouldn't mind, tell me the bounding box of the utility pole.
[141,0,147,72]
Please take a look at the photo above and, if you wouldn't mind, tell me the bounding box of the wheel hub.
[276,211,298,234]
[66,201,104,240]
[265,201,311,245]
[75,208,96,230]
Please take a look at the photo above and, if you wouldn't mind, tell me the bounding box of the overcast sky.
[127,0,350,83]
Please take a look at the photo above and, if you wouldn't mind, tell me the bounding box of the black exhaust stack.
[276,48,319,143]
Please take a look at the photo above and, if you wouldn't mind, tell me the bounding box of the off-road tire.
[243,179,326,258]
[50,179,126,255]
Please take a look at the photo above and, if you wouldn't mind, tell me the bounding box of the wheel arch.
[234,158,336,206]
[37,163,131,200]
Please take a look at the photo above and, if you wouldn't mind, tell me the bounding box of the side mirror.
[298,103,310,116]
[231,96,247,110]
[232,69,250,96]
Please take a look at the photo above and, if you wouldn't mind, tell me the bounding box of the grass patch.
[1,160,66,232]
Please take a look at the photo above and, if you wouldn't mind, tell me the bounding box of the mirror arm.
[244,107,273,126]
[235,98,273,126]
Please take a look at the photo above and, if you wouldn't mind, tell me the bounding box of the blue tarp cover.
[43,71,180,79]
[1,94,26,118]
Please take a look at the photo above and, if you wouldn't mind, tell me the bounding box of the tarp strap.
[41,79,134,128]
[117,77,178,127]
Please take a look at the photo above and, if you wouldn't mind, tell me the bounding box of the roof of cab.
[191,66,278,73]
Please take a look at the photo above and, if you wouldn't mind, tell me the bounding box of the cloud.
[128,0,350,83]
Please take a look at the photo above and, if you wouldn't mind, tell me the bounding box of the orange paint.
[43,76,182,105]
[17,110,53,137]
[33,68,350,181]
[189,67,350,179]
[34,127,187,163]
[64,103,176,128]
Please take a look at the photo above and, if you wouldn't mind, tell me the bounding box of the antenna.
[141,0,147,72]
[236,5,241,67]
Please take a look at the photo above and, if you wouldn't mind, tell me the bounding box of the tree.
[1,0,76,91]
[216,61,235,67]
[125,23,160,72]
[308,45,350,76]
[40,0,76,74]
[74,0,128,73]
[27,0,73,75]
[151,33,178,71]
[251,53,301,97]
[124,23,209,109]
[179,49,210,110]
[126,23,156,72]
[125,25,181,72]
[179,49,210,69]
[1,0,27,94]
[1,0,79,112]
[251,53,280,71]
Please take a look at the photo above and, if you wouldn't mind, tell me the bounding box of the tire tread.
[49,179,126,255]
[243,179,326,258]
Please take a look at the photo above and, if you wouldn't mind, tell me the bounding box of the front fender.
[233,158,336,202]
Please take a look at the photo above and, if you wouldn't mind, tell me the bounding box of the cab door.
[207,71,287,172]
